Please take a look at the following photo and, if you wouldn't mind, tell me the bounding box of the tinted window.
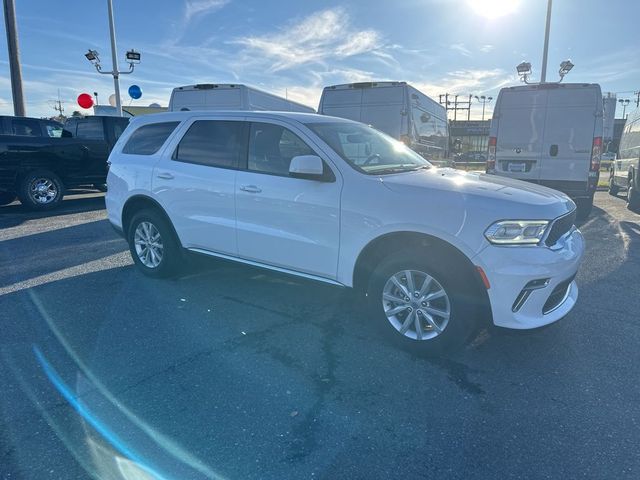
[112,117,130,140]
[76,118,105,140]
[123,122,179,155]
[174,120,246,168]
[248,123,315,175]
[11,118,42,137]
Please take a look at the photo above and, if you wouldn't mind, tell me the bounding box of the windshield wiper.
[368,164,431,175]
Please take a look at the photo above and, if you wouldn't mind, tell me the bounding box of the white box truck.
[318,81,449,164]
[168,84,315,113]
[487,83,603,219]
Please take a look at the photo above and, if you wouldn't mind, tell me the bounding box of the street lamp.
[516,62,533,84]
[474,95,493,121]
[83,0,141,116]
[619,99,630,119]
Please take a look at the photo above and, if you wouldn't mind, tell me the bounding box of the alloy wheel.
[382,269,451,341]
[134,221,164,268]
[29,178,58,204]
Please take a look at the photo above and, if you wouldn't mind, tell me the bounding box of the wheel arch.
[121,194,181,246]
[352,231,491,317]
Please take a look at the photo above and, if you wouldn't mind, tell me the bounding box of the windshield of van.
[307,122,432,174]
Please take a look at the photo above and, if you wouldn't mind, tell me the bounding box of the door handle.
[240,185,262,193]
[549,145,559,157]
[156,172,174,180]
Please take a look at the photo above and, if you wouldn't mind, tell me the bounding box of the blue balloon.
[128,85,142,99]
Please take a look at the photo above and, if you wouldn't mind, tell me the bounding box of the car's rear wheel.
[575,196,593,221]
[628,177,640,211]
[608,174,619,196]
[18,170,64,210]
[127,209,182,278]
[0,191,16,206]
[366,251,478,355]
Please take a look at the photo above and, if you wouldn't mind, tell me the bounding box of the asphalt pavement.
[0,191,639,479]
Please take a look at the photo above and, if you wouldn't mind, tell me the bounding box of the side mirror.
[289,155,325,180]
[61,129,73,138]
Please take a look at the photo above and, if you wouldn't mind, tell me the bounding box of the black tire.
[94,183,108,193]
[575,196,593,221]
[18,170,64,210]
[608,175,619,196]
[628,178,640,212]
[0,191,16,206]
[127,209,182,278]
[366,250,479,355]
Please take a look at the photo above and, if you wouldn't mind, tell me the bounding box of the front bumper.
[475,228,584,329]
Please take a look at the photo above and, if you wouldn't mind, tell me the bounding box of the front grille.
[542,275,575,314]
[545,209,576,247]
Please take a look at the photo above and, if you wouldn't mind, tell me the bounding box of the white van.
[168,84,315,113]
[609,106,640,210]
[487,83,603,219]
[318,82,449,164]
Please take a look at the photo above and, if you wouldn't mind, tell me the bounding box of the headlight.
[484,220,549,245]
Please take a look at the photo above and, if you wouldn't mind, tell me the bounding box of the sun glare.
[467,0,520,19]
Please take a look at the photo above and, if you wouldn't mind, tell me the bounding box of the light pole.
[474,95,493,121]
[619,99,630,119]
[84,0,141,116]
[540,0,552,83]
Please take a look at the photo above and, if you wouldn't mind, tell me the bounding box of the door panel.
[154,162,237,253]
[495,89,547,182]
[539,104,595,184]
[235,172,341,278]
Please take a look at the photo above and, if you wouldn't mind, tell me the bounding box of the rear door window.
[76,118,105,140]
[11,118,42,137]
[173,120,247,169]
[123,122,179,155]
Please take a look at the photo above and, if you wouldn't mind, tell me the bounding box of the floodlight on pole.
[558,59,574,81]
[516,62,533,84]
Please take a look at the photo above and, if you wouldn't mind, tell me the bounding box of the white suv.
[106,111,584,353]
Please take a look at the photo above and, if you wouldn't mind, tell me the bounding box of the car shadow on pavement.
[0,219,128,289]
[0,194,106,229]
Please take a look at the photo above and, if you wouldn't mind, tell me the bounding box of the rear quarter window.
[122,122,180,155]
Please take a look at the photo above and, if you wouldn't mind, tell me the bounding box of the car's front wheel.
[127,209,182,278]
[366,251,478,354]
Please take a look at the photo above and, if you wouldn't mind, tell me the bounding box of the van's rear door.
[494,88,547,182]
[538,86,598,193]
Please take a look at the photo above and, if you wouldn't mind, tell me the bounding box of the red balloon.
[77,93,94,109]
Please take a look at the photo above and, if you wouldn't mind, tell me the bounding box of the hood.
[380,168,575,218]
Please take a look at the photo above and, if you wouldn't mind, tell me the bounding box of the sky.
[0,0,638,120]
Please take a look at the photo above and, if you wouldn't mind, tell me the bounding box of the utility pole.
[540,0,552,83]
[2,0,25,116]
[634,91,640,108]
[52,89,64,119]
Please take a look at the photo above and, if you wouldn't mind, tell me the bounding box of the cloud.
[450,43,471,57]
[479,44,494,53]
[184,0,229,22]
[232,8,384,73]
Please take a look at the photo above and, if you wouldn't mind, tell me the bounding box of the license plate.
[508,162,526,173]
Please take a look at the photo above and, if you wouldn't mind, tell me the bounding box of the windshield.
[307,122,432,174]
